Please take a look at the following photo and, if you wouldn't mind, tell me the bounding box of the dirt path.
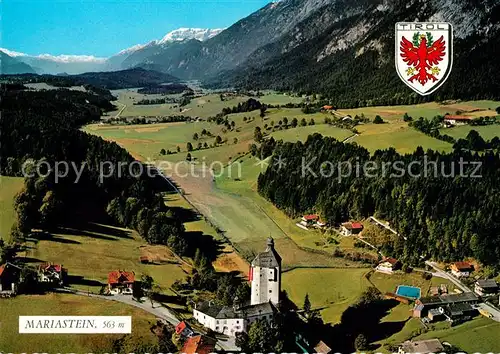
[115,103,127,118]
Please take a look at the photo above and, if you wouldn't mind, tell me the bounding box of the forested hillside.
[0,86,190,255]
[257,134,500,268]
[211,0,500,106]
[1,68,178,90]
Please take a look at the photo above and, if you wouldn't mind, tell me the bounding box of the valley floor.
[59,92,500,351]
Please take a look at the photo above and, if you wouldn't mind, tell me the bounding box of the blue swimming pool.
[396,285,421,299]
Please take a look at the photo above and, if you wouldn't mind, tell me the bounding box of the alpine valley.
[2,0,499,104]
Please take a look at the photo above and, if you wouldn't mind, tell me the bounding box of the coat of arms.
[395,22,453,95]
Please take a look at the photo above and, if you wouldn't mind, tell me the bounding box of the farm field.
[257,92,304,105]
[282,268,371,324]
[351,119,453,154]
[440,124,500,140]
[339,100,500,120]
[26,223,187,293]
[0,293,157,353]
[88,106,352,165]
[107,90,258,118]
[270,124,353,142]
[0,176,24,242]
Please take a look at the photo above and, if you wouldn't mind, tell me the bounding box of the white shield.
[395,22,453,96]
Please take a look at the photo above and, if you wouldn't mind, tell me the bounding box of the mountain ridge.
[0,27,225,75]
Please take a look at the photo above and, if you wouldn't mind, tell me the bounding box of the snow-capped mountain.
[0,48,27,57]
[1,27,224,74]
[116,28,224,56]
[158,28,224,44]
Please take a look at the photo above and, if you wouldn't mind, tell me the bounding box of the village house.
[445,302,478,322]
[299,214,326,229]
[107,270,135,295]
[427,307,446,322]
[193,238,280,336]
[301,214,319,227]
[443,115,474,126]
[376,257,400,274]
[181,334,216,354]
[412,292,479,318]
[0,262,22,296]
[175,321,194,338]
[321,105,334,111]
[398,339,444,354]
[37,263,66,286]
[450,261,474,278]
[474,279,498,297]
[340,222,363,236]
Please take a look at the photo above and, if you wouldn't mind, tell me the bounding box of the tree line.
[257,133,500,269]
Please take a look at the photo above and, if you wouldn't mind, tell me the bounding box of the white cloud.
[36,54,107,63]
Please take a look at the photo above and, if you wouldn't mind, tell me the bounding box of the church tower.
[249,237,281,305]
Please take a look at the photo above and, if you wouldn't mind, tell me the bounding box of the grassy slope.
[27,224,187,293]
[340,101,499,120]
[282,268,371,324]
[0,176,24,242]
[415,317,500,352]
[440,124,500,140]
[0,293,157,353]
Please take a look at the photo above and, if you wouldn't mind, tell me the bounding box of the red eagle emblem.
[400,33,446,85]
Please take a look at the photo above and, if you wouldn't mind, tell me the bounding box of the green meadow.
[0,176,24,242]
[282,268,371,324]
[0,293,157,352]
[440,124,500,140]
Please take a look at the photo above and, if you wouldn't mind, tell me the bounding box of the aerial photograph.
[0,0,499,352]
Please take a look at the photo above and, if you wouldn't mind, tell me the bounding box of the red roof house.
[450,262,474,277]
[175,321,194,337]
[181,335,216,354]
[443,115,475,125]
[351,222,363,230]
[341,221,364,235]
[303,214,319,221]
[108,270,135,289]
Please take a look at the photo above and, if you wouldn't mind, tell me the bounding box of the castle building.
[193,238,281,336]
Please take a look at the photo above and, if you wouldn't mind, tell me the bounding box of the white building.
[250,237,281,305]
[375,257,400,275]
[193,238,281,336]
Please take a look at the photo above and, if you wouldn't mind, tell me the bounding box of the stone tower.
[250,237,281,305]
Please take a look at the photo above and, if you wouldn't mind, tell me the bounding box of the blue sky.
[2,0,270,57]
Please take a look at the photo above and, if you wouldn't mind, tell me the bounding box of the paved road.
[74,290,239,350]
[74,291,180,326]
[424,261,472,293]
[477,302,500,322]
